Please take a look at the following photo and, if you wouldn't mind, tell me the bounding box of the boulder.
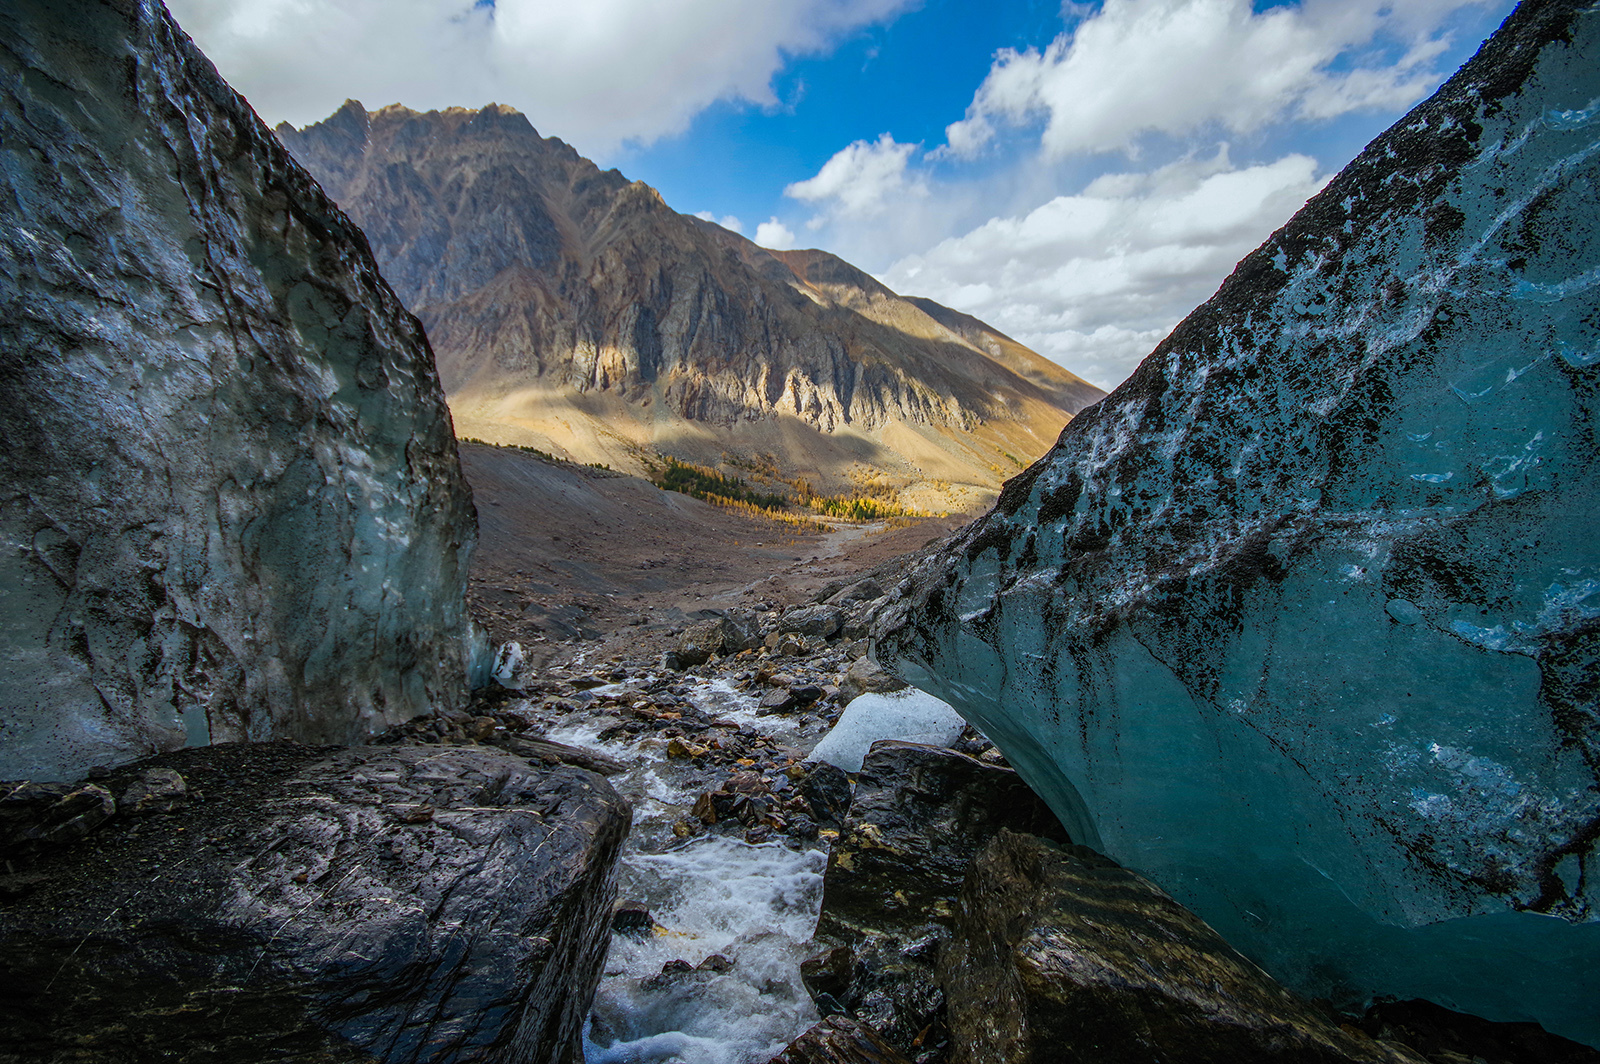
[676,612,763,666]
[116,767,187,815]
[781,605,845,641]
[817,740,1067,941]
[0,781,116,855]
[836,658,909,704]
[940,830,1421,1064]
[795,761,853,825]
[768,1015,915,1064]
[808,742,1067,1062]
[0,742,631,1063]
[0,0,476,782]
[825,579,886,608]
[879,1,1600,1043]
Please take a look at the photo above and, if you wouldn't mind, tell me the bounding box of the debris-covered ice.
[881,3,1600,1047]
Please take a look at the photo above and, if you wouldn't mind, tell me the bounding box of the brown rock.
[118,768,186,816]
[941,830,1421,1064]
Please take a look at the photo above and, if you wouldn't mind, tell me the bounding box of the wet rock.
[836,658,909,704]
[768,1014,915,1064]
[498,734,627,776]
[942,830,1420,1064]
[667,737,710,759]
[787,814,820,841]
[796,762,853,825]
[696,953,735,974]
[117,768,186,816]
[808,741,1068,1063]
[801,946,855,1015]
[677,613,765,667]
[790,684,827,705]
[760,688,801,715]
[820,936,948,1064]
[676,621,726,667]
[612,900,655,937]
[0,0,475,782]
[0,744,630,1063]
[817,741,1066,942]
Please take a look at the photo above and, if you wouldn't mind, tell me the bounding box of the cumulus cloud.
[756,218,799,249]
[166,0,915,156]
[785,133,926,224]
[944,0,1490,158]
[879,149,1328,388]
[694,211,744,233]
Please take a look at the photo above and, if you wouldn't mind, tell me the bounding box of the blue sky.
[168,0,1517,388]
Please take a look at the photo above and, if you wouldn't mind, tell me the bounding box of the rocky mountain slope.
[881,0,1600,1046]
[278,103,1103,511]
[0,0,476,780]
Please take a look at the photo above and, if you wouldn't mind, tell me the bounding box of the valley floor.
[460,442,971,669]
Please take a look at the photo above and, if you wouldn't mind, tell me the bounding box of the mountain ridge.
[278,101,1104,509]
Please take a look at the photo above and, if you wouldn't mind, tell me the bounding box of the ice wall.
[0,0,476,780]
[880,1,1600,1045]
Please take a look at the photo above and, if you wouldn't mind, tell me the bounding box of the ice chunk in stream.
[807,689,966,772]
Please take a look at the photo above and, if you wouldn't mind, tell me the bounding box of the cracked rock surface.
[0,742,630,1063]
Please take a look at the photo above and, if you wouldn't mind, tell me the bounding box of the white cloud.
[944,0,1491,159]
[755,218,798,249]
[694,211,744,233]
[166,0,916,157]
[785,133,926,222]
[879,149,1328,388]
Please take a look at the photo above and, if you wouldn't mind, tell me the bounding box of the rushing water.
[544,676,834,1064]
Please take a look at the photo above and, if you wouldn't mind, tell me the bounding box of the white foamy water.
[585,837,828,1064]
[538,675,831,1064]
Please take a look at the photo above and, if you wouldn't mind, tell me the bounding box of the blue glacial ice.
[882,2,1600,1046]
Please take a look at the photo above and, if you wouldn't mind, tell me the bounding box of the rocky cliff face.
[0,0,476,781]
[881,0,1600,1045]
[278,104,1103,507]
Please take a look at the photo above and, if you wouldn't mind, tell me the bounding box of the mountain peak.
[284,102,1105,509]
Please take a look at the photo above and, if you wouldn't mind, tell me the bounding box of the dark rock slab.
[807,741,1067,1063]
[0,742,630,1063]
[796,761,853,825]
[1358,998,1600,1064]
[768,1015,915,1064]
[941,830,1421,1064]
[816,741,1067,942]
[0,0,476,782]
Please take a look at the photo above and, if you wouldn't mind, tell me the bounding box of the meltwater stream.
[544,678,834,1064]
